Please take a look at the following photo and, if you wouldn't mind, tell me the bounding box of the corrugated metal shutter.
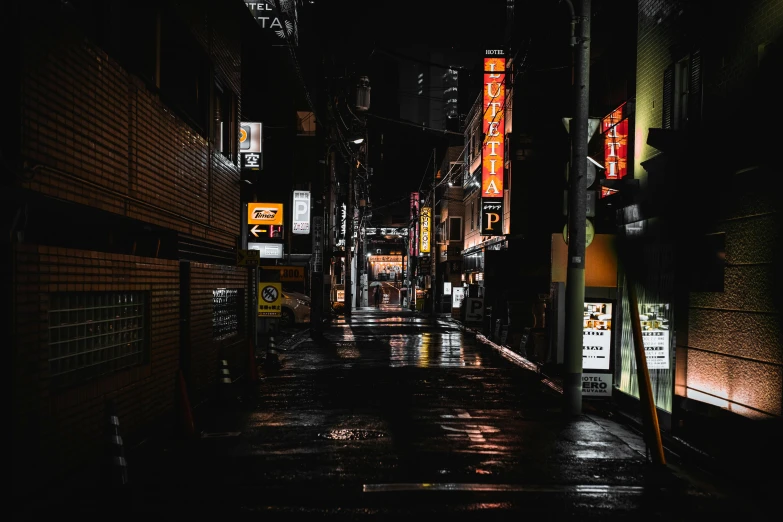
[662,65,674,130]
[689,49,702,126]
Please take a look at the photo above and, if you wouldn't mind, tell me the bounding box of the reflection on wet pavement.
[389,332,482,368]
[104,310,761,519]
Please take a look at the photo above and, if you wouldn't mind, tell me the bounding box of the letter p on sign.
[292,191,310,234]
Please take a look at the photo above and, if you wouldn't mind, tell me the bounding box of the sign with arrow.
[249,224,267,238]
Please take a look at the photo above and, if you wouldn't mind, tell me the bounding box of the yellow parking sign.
[258,282,282,317]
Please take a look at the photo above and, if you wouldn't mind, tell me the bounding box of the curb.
[452,318,729,475]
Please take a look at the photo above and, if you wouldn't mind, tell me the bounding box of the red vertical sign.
[409,192,419,258]
[482,55,506,198]
[602,102,628,180]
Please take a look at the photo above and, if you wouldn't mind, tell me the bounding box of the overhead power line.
[364,113,463,136]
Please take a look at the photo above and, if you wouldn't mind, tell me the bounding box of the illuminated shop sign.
[409,192,419,258]
[248,202,283,225]
[420,207,432,254]
[292,190,310,234]
[244,1,299,46]
[601,102,628,180]
[583,301,613,371]
[480,199,503,236]
[482,53,505,198]
[240,122,263,170]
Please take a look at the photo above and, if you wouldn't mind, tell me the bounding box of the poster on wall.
[639,303,671,370]
[583,301,612,370]
[451,287,465,308]
[643,331,670,369]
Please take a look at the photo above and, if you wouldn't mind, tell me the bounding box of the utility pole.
[430,147,438,318]
[563,0,591,416]
[344,163,354,316]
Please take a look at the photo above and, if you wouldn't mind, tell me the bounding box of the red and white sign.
[602,102,628,180]
[482,53,506,198]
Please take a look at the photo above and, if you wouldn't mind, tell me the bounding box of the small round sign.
[261,285,279,303]
[563,218,595,248]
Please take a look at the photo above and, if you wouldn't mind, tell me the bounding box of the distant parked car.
[280,290,310,326]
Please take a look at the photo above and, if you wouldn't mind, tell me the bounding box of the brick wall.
[12,244,180,493]
[19,20,241,249]
[12,5,252,494]
[188,262,250,405]
[12,244,253,493]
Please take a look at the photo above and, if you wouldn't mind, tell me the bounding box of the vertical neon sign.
[409,192,419,258]
[482,54,506,198]
[602,102,628,180]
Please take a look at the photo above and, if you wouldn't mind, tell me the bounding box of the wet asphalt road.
[27,309,775,520]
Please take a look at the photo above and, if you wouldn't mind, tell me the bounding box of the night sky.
[296,0,510,221]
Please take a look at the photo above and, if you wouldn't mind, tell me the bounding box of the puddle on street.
[319,429,387,440]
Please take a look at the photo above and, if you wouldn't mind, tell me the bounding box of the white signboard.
[312,216,323,272]
[366,228,407,237]
[583,302,612,370]
[451,287,465,308]
[582,373,612,397]
[643,330,670,369]
[239,122,263,169]
[247,242,283,259]
[443,282,452,295]
[340,204,346,239]
[465,297,484,323]
[292,190,310,234]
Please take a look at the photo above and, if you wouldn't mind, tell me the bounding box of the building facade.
[608,0,782,427]
[8,1,255,495]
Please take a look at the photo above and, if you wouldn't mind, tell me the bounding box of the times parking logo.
[253,208,278,221]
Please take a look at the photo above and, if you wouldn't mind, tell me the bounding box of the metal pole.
[344,164,353,316]
[563,0,590,416]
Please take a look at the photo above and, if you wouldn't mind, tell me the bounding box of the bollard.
[265,330,280,371]
[219,359,233,400]
[178,369,195,438]
[247,336,259,383]
[105,400,129,487]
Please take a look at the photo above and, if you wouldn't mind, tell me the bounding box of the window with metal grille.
[662,49,702,131]
[662,66,674,130]
[213,288,243,339]
[48,292,149,384]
